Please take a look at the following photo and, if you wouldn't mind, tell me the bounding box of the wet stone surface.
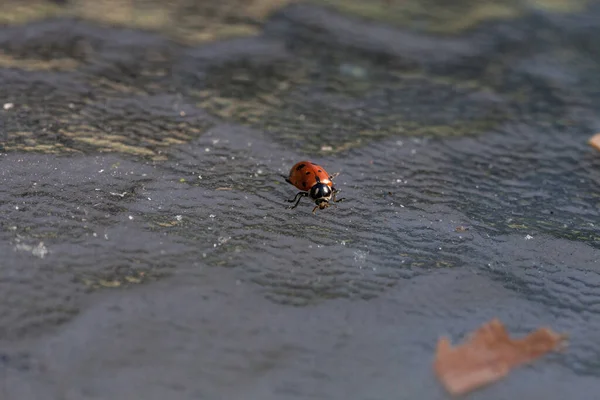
[1,1,600,399]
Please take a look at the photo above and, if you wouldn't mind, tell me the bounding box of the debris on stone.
[433,319,567,396]
[455,225,469,232]
[98,279,121,288]
[3,102,14,110]
[14,241,48,258]
[156,221,178,227]
[588,133,600,151]
[124,276,142,284]
[339,63,367,78]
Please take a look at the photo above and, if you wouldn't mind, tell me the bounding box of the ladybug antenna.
[315,175,321,183]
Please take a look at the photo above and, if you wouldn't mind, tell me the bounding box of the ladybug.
[284,161,345,213]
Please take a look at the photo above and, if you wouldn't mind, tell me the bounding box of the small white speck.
[396,140,403,146]
[175,215,183,221]
[218,236,231,245]
[147,197,151,201]
[525,234,534,240]
[205,148,210,152]
[257,169,263,174]
[180,111,186,116]
[98,169,104,173]
[410,149,416,155]
[15,206,19,210]
[209,214,215,218]
[198,175,202,180]
[321,145,333,151]
[202,253,207,258]
[104,234,109,240]
[400,204,405,208]
[212,139,220,145]
[128,215,133,220]
[3,103,14,110]
[353,250,368,265]
[93,232,97,237]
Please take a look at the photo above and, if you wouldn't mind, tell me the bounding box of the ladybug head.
[309,182,332,206]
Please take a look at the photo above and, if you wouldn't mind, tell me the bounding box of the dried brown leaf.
[588,133,600,152]
[433,319,567,396]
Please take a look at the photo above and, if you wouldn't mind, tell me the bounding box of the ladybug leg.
[332,188,345,203]
[329,172,340,180]
[287,192,308,209]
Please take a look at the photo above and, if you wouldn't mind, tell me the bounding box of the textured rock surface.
[1,1,600,399]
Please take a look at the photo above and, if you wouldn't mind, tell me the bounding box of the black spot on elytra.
[305,171,311,175]
[318,169,322,172]
[296,164,306,171]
